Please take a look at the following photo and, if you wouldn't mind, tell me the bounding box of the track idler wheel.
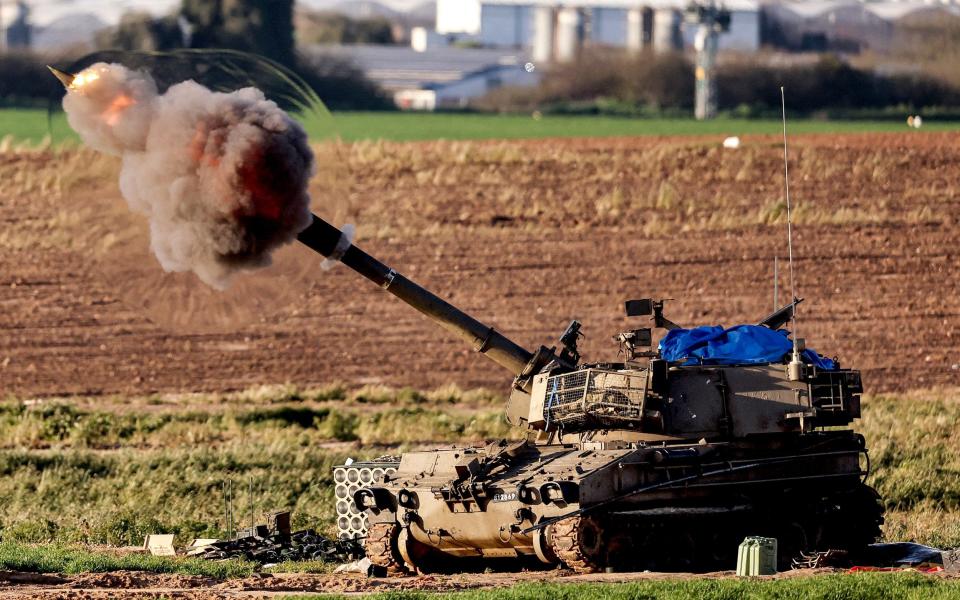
[825,483,885,551]
[364,522,409,575]
[396,526,447,574]
[549,516,605,573]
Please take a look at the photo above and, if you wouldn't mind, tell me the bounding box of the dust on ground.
[1,132,958,399]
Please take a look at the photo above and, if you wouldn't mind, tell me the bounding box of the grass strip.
[0,541,255,578]
[288,574,960,600]
[4,108,960,144]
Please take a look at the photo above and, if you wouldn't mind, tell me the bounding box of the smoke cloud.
[61,62,314,289]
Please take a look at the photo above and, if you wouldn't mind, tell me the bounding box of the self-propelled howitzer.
[299,214,883,574]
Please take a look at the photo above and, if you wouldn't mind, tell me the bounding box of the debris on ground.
[794,542,950,571]
[193,529,364,564]
[944,549,960,573]
[793,549,849,569]
[188,509,365,565]
[334,557,373,574]
[143,534,176,556]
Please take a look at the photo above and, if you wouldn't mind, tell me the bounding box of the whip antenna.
[780,86,797,333]
[781,87,805,379]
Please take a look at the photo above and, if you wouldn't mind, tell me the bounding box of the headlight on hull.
[353,487,397,513]
[517,485,541,505]
[397,488,419,509]
[540,481,579,505]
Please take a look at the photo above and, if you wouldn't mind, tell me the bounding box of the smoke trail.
[60,62,314,289]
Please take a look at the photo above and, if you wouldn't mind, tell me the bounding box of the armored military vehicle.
[298,215,882,574]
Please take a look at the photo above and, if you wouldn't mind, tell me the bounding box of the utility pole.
[685,2,731,120]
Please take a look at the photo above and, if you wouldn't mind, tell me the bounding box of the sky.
[10,0,431,27]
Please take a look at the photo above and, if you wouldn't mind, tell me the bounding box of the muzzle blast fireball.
[53,62,313,289]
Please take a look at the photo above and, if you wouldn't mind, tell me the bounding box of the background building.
[436,0,761,58]
[313,44,538,110]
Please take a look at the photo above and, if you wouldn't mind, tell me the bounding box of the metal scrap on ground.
[192,529,364,565]
[794,543,953,571]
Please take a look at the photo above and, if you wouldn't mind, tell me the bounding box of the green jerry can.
[736,536,778,576]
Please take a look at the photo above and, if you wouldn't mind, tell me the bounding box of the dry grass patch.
[0,386,956,549]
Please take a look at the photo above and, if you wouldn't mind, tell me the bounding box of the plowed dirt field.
[1,132,958,398]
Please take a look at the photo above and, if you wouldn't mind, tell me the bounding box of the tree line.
[0,0,391,110]
[478,50,960,117]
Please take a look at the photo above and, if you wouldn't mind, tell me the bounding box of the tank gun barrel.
[297,214,535,377]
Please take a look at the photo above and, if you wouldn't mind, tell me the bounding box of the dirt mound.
[0,571,68,585]
[215,572,475,593]
[1,132,957,397]
[67,571,216,589]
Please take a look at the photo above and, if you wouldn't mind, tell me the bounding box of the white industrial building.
[437,0,762,60]
[437,0,960,59]
[317,0,960,111]
[314,45,538,110]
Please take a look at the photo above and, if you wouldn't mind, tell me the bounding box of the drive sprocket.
[549,516,604,573]
[364,522,408,575]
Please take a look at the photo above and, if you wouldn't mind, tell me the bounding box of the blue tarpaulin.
[659,324,836,369]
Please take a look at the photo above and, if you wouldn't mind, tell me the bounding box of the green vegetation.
[860,389,960,549]
[0,384,507,449]
[0,443,353,546]
[0,385,508,546]
[0,387,956,552]
[290,575,960,600]
[316,112,960,141]
[0,386,956,572]
[0,541,254,578]
[297,10,396,45]
[3,108,960,145]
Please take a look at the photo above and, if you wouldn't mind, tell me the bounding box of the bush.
[0,52,67,107]
[316,411,359,441]
[716,54,960,113]
[0,48,389,112]
[296,51,392,111]
[2,519,60,543]
[92,509,168,546]
[478,49,694,113]
[479,50,960,115]
[95,11,182,52]
[296,11,396,45]
[38,404,81,442]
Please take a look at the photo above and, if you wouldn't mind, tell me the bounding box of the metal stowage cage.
[544,368,649,431]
